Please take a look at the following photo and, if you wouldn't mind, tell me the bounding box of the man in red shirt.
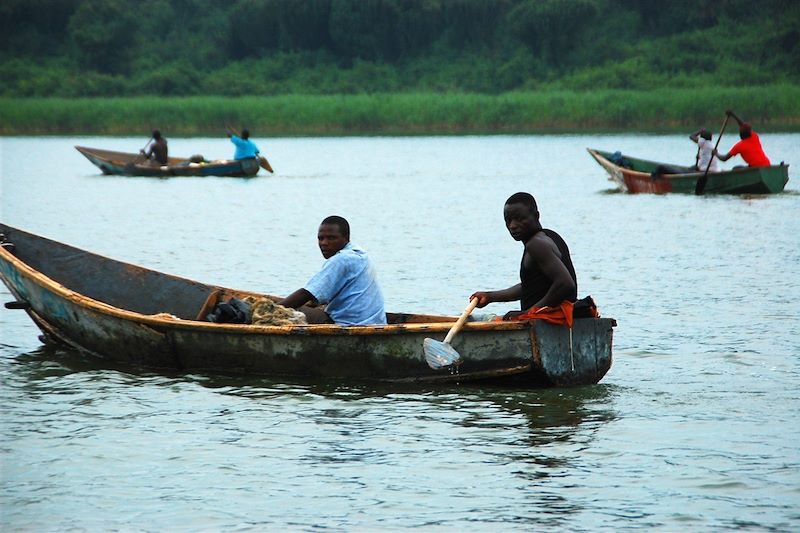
[714,110,771,167]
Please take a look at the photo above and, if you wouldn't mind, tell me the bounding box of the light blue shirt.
[230,135,259,160]
[304,242,387,326]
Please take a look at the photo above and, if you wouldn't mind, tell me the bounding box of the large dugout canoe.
[587,148,789,194]
[0,224,615,387]
[75,146,270,177]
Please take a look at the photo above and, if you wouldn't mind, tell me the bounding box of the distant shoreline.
[2,87,799,136]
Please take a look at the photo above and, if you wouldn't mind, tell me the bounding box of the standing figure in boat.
[714,110,771,168]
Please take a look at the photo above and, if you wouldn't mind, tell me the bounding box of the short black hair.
[700,129,712,141]
[505,192,538,214]
[321,215,350,239]
[152,129,161,140]
[241,128,250,139]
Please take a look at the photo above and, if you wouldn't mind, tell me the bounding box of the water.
[1,134,799,531]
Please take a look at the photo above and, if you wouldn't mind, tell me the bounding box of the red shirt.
[729,132,771,167]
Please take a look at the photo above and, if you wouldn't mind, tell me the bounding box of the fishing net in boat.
[243,296,307,326]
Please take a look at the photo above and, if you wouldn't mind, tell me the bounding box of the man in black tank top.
[471,192,577,320]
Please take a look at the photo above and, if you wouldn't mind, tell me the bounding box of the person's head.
[700,128,712,141]
[241,128,250,140]
[739,122,752,139]
[318,215,350,258]
[152,129,161,140]
[503,192,541,242]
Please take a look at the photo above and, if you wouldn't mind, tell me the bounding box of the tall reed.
[2,86,798,135]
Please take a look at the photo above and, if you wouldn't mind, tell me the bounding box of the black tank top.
[519,228,577,310]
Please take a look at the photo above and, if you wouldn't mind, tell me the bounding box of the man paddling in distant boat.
[713,110,771,168]
[140,129,168,165]
[471,192,579,322]
[279,216,387,326]
[226,127,260,160]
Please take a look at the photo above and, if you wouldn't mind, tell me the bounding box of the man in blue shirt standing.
[226,127,260,160]
[280,216,387,326]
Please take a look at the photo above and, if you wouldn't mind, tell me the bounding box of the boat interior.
[0,224,450,326]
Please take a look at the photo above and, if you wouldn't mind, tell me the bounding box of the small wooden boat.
[587,148,789,194]
[0,225,615,387]
[75,146,271,177]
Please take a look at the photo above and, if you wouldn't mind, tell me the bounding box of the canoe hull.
[75,146,262,177]
[588,148,789,194]
[0,224,614,387]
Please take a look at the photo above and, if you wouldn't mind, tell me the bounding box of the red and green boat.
[587,148,789,194]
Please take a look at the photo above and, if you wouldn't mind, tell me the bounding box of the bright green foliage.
[2,87,798,135]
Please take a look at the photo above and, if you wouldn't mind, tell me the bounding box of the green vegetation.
[1,0,798,133]
[3,87,798,136]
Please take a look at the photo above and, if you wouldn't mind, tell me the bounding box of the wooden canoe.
[75,146,269,177]
[587,148,789,194]
[0,224,615,387]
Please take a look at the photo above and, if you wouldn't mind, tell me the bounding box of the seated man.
[226,127,260,160]
[280,215,387,326]
[689,127,719,172]
[471,192,577,321]
[714,110,771,168]
[652,127,720,178]
[141,130,168,165]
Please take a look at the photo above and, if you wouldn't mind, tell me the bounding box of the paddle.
[125,138,153,171]
[259,155,274,173]
[134,137,153,161]
[423,298,479,369]
[695,114,730,195]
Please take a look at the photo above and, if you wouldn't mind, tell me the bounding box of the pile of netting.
[243,295,308,326]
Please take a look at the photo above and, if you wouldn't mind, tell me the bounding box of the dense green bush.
[1,0,798,97]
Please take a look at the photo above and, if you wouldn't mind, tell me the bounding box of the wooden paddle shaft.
[707,114,730,174]
[443,298,479,344]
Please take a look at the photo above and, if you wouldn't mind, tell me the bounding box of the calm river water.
[1,134,799,531]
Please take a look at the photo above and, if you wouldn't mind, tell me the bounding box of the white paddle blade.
[423,338,462,369]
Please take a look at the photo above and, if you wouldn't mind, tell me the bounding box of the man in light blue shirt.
[280,216,387,326]
[226,127,260,160]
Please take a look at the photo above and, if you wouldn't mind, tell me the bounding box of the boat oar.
[124,138,153,172]
[423,298,479,369]
[695,114,731,195]
[133,138,153,164]
[259,155,274,173]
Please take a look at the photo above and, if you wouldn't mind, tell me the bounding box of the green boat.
[588,148,789,194]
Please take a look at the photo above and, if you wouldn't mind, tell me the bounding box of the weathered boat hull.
[0,224,615,387]
[75,146,263,177]
[588,148,789,194]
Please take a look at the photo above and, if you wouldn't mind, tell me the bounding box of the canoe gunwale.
[0,245,529,336]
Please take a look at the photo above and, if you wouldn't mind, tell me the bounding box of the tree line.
[1,0,798,97]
